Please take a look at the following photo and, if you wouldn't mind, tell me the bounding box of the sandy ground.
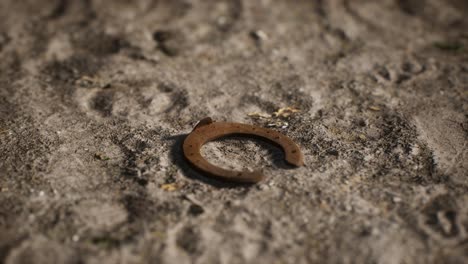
[0,1,467,263]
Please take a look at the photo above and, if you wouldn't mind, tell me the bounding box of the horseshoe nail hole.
[275,136,280,139]
[291,150,297,154]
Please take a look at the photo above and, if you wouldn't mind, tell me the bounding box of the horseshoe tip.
[297,156,305,167]
[240,170,265,183]
[193,117,214,130]
[250,172,265,183]
[286,155,304,167]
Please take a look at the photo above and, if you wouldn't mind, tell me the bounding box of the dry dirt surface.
[1,1,467,263]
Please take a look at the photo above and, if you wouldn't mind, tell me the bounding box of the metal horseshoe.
[183,117,304,183]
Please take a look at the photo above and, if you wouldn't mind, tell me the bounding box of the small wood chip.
[94,152,110,161]
[273,107,300,118]
[160,183,178,191]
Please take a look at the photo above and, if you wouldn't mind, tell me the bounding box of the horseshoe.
[183,117,304,183]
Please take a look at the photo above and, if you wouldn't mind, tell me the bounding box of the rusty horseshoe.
[183,117,304,183]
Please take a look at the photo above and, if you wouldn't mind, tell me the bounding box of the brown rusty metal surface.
[183,117,304,183]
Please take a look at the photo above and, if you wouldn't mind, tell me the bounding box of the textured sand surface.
[0,1,467,263]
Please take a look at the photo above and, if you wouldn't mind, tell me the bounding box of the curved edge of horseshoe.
[182,117,304,183]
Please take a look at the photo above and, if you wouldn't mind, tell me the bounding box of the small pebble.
[217,16,227,26]
[250,30,268,42]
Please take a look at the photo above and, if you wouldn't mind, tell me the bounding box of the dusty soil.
[0,1,467,263]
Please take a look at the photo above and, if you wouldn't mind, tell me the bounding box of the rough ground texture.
[0,1,467,263]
